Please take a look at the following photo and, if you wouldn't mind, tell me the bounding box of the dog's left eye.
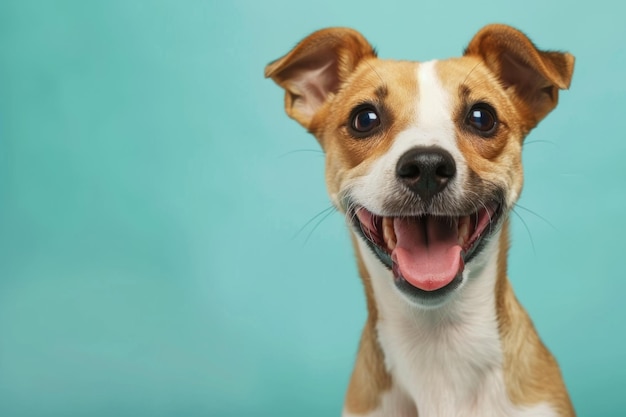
[466,104,497,136]
[352,108,380,133]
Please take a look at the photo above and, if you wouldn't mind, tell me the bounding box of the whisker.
[364,59,386,87]
[523,139,558,148]
[514,203,558,231]
[344,202,360,225]
[462,61,481,85]
[303,206,338,245]
[278,149,324,158]
[293,205,336,241]
[511,208,536,257]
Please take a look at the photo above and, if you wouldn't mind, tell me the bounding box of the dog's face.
[266,25,573,306]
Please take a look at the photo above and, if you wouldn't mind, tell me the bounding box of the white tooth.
[458,216,470,246]
[383,217,397,250]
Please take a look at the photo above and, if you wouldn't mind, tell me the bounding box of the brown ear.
[465,24,574,124]
[265,28,376,129]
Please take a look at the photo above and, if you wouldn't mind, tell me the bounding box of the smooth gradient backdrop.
[1,1,624,416]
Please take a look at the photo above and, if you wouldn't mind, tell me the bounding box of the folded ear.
[465,24,574,124]
[265,28,376,129]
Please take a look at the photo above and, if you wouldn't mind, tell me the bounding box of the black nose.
[396,146,456,201]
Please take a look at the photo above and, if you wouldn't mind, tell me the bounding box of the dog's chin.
[350,202,503,308]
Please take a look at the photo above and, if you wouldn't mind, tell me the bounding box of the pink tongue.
[392,217,463,291]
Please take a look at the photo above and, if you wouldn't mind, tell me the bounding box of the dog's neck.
[352,220,511,414]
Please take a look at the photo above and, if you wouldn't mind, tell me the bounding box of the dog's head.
[266,25,573,306]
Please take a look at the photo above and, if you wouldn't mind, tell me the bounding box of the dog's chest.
[378,320,530,417]
[374,305,558,417]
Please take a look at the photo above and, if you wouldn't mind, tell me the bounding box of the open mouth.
[352,202,501,298]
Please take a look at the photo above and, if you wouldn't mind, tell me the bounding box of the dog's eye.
[352,108,380,133]
[466,104,497,136]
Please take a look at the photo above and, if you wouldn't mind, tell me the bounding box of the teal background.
[0,0,624,416]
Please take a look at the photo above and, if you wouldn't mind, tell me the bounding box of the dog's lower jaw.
[343,219,575,417]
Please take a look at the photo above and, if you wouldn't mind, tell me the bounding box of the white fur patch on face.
[415,60,458,148]
[347,60,468,215]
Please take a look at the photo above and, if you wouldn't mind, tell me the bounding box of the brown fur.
[496,222,576,415]
[344,236,393,413]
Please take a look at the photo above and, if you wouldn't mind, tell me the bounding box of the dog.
[265,24,575,417]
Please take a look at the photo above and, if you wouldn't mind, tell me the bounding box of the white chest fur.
[348,234,557,417]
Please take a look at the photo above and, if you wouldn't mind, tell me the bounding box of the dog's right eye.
[351,107,381,134]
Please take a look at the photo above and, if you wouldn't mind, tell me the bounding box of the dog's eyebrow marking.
[459,84,472,101]
[375,85,388,100]
[458,83,498,108]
